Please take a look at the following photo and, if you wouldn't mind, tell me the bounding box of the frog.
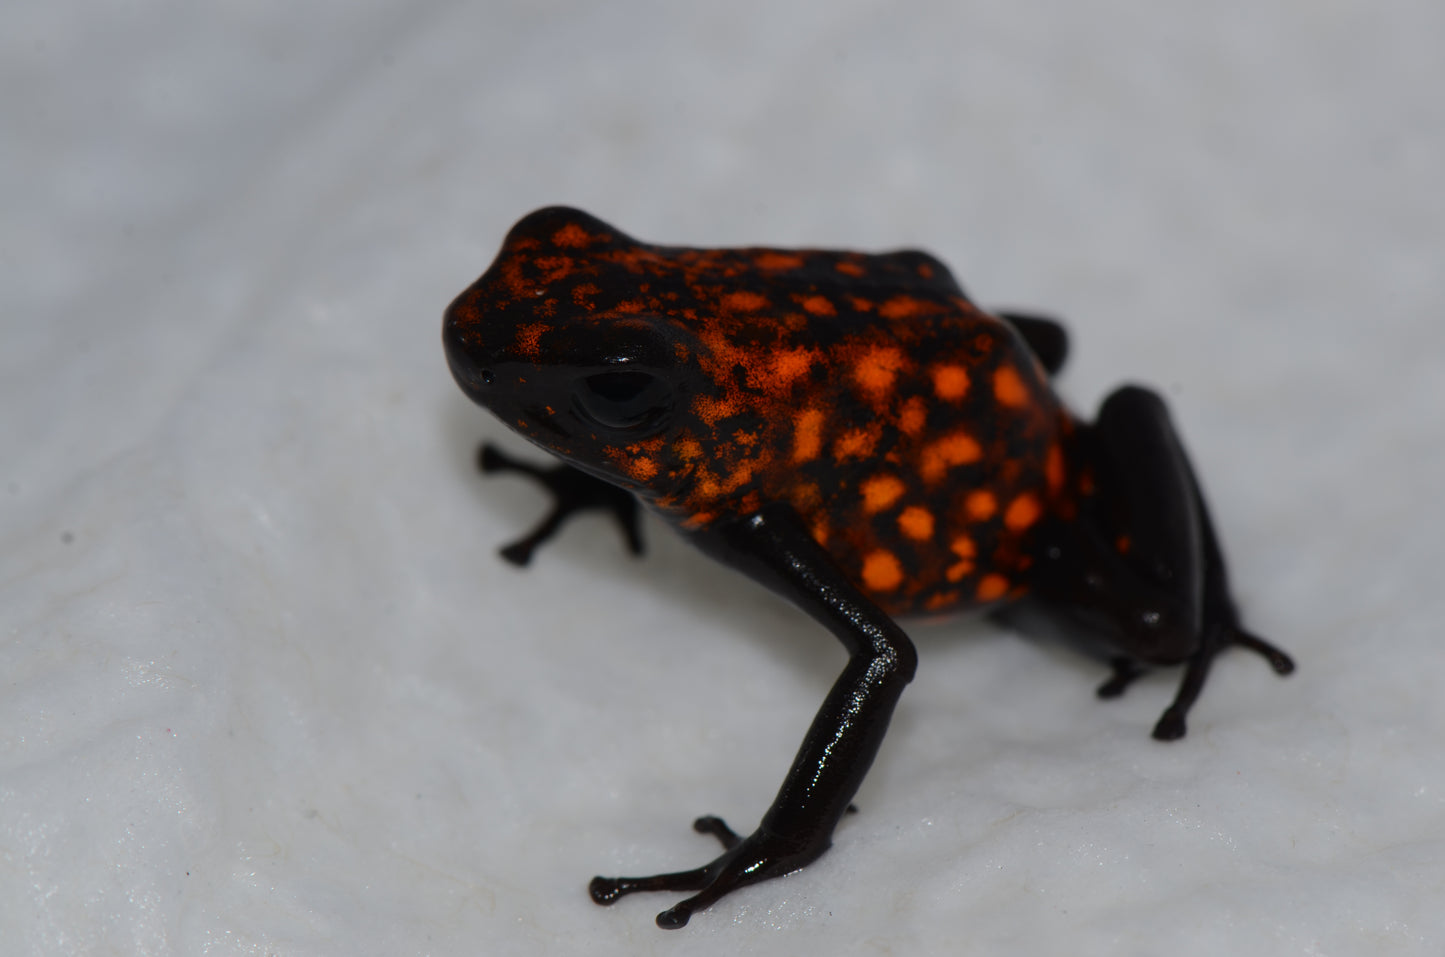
[441,206,1294,929]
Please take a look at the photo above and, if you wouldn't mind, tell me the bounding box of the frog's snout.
[442,299,496,408]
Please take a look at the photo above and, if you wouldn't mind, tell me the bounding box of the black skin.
[472,312,1292,927]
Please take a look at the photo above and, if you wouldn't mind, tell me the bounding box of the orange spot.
[792,408,825,463]
[832,426,880,462]
[898,397,927,437]
[551,223,593,248]
[946,536,976,582]
[836,260,866,277]
[860,474,906,513]
[675,437,703,461]
[692,395,737,426]
[789,482,822,511]
[1116,535,1132,554]
[924,590,959,611]
[853,346,906,400]
[1046,443,1065,493]
[993,365,1029,407]
[1004,493,1041,531]
[532,256,577,285]
[801,295,837,316]
[848,296,874,312]
[716,453,765,495]
[976,574,1009,601]
[917,262,935,279]
[723,290,769,312]
[932,365,970,402]
[614,299,646,314]
[769,348,814,389]
[861,550,904,593]
[897,506,935,541]
[920,432,982,483]
[497,254,532,298]
[755,251,804,270]
[879,295,929,320]
[627,457,658,481]
[571,282,600,308]
[515,322,548,358]
[694,469,722,500]
[965,490,997,520]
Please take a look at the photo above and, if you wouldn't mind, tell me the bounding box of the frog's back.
[460,207,1072,615]
[753,310,1071,616]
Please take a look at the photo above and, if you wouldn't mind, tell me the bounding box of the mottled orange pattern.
[445,207,1079,615]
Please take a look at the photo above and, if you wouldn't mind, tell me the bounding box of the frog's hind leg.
[1092,386,1293,740]
[998,312,1068,377]
[477,443,643,566]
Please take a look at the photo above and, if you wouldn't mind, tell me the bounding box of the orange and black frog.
[442,207,1294,929]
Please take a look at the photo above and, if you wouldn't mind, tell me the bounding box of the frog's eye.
[574,370,671,431]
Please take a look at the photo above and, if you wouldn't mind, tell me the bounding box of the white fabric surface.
[5,1,1444,953]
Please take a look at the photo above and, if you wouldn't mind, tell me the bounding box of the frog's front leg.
[477,443,643,565]
[589,504,917,928]
[997,312,1068,377]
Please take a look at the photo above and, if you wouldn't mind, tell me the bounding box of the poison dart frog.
[442,207,1294,929]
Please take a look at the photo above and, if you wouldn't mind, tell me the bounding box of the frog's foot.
[1150,623,1296,741]
[477,443,643,566]
[1096,657,1144,699]
[1096,626,1293,738]
[589,816,826,929]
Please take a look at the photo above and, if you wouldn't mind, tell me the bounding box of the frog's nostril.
[443,325,496,407]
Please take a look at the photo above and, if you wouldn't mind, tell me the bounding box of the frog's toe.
[589,816,828,929]
[1151,708,1189,741]
[588,866,711,907]
[1230,627,1295,675]
[1095,657,1144,699]
[692,815,743,848]
[498,537,545,566]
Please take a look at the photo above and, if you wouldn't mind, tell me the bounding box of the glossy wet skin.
[442,208,1293,928]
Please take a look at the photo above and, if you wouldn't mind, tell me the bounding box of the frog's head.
[447,206,977,518]
[443,207,711,496]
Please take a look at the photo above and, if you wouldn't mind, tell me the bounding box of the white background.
[5,1,1444,954]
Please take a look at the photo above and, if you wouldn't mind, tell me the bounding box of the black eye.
[574,371,671,431]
